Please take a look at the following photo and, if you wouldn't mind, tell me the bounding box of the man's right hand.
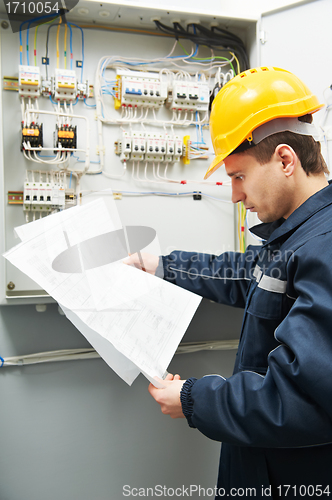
[122,252,159,275]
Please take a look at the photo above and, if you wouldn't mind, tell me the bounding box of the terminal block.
[77,80,89,100]
[116,69,167,109]
[21,123,43,150]
[65,188,77,208]
[41,77,52,96]
[53,69,77,102]
[114,131,131,162]
[167,81,210,112]
[55,125,77,150]
[183,135,191,165]
[19,65,41,98]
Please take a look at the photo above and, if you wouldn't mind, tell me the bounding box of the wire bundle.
[238,202,247,252]
[154,20,249,72]
[0,340,239,368]
[20,14,84,82]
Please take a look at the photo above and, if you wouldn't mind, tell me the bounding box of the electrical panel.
[0,6,256,303]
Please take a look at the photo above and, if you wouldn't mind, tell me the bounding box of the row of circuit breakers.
[115,131,189,163]
[19,66,204,162]
[115,69,210,111]
[22,171,76,215]
[19,66,210,110]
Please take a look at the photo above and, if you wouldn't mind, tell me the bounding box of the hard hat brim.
[204,154,225,180]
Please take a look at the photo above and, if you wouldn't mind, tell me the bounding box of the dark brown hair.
[244,115,329,175]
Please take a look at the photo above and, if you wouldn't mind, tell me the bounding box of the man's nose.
[231,182,246,204]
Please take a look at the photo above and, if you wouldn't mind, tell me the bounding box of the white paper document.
[4,197,201,386]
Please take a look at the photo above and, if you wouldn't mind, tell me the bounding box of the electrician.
[125,67,332,498]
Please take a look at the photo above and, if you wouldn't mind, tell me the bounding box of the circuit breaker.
[19,65,41,98]
[116,69,168,108]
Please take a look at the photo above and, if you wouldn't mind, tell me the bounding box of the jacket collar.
[250,181,332,245]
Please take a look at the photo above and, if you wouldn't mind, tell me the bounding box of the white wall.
[85,0,316,19]
[219,0,316,16]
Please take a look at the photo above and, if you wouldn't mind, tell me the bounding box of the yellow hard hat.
[205,66,324,179]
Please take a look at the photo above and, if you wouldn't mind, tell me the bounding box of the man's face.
[224,151,294,223]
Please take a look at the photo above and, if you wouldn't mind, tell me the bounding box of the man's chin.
[258,214,279,224]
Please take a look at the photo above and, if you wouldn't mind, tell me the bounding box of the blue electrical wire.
[19,22,24,64]
[100,43,199,80]
[22,14,58,66]
[101,84,116,94]
[190,112,207,148]
[71,154,100,164]
[200,124,206,144]
[68,23,84,82]
[101,90,116,97]
[0,356,4,367]
[49,94,78,106]
[37,153,58,159]
[68,22,73,70]
[83,99,96,108]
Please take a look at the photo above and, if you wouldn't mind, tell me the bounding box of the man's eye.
[236,175,244,180]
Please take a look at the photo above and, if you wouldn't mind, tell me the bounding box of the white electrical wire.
[94,46,231,129]
[80,187,232,203]
[130,160,231,188]
[0,340,239,368]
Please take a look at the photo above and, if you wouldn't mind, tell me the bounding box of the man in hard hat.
[125,67,332,498]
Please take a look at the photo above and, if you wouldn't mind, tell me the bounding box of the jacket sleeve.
[180,235,332,448]
[162,245,261,308]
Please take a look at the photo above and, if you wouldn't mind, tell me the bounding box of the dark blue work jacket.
[162,182,332,498]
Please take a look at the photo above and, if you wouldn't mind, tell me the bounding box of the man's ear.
[274,144,297,177]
